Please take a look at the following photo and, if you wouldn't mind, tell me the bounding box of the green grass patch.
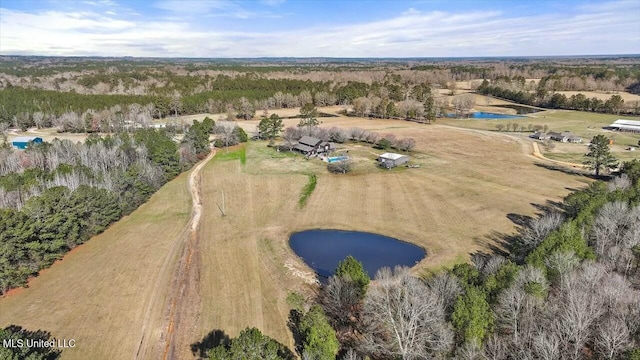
[252,144,298,159]
[215,145,246,164]
[298,173,317,208]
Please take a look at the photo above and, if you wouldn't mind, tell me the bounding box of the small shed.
[12,136,43,149]
[377,152,409,169]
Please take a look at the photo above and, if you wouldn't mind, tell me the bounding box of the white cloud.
[261,0,286,6]
[1,0,639,57]
[152,0,280,18]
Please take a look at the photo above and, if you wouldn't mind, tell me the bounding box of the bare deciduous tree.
[360,266,453,359]
[517,212,564,258]
[594,316,630,359]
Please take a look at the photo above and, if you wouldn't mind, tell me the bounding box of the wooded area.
[0,126,211,294]
[2,57,639,130]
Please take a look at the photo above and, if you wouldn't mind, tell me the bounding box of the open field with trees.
[1,57,639,359]
[440,109,640,166]
[2,56,640,132]
[187,115,596,356]
[0,112,595,359]
[0,169,192,359]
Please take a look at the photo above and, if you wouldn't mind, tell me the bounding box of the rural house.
[607,119,640,133]
[11,136,43,149]
[377,152,410,169]
[529,132,551,140]
[547,132,582,143]
[293,136,335,156]
[566,134,583,143]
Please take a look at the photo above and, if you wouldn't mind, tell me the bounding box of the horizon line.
[1,54,640,61]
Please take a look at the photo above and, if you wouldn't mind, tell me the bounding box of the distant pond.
[289,229,426,280]
[493,104,542,115]
[469,112,524,119]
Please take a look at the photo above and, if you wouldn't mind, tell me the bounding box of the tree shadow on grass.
[287,309,304,356]
[190,329,230,358]
[531,200,565,214]
[472,230,514,259]
[533,162,613,181]
[506,213,533,228]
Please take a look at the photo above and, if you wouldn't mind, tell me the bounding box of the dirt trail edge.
[531,142,585,169]
[134,149,216,360]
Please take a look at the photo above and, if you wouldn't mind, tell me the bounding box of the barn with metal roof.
[608,119,640,133]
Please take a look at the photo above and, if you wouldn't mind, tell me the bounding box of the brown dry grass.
[555,90,640,102]
[0,172,192,359]
[191,116,592,350]
[7,128,90,143]
[0,111,594,359]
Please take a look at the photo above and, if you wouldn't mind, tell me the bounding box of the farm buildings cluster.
[289,136,411,169]
[530,131,583,143]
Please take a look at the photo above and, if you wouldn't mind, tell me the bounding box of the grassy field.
[440,109,640,163]
[1,111,598,359]
[0,171,192,360]
[191,117,593,352]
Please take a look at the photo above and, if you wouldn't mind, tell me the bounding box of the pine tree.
[583,135,617,176]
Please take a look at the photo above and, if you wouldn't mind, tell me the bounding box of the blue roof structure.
[11,136,43,149]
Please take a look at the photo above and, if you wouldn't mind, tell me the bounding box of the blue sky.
[1,0,639,57]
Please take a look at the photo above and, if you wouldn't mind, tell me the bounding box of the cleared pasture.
[192,118,592,351]
[1,112,596,359]
[440,109,640,160]
[0,171,192,360]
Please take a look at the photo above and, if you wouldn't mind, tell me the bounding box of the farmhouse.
[548,132,582,143]
[293,136,335,156]
[11,136,43,149]
[377,152,410,169]
[607,119,640,133]
[529,132,551,140]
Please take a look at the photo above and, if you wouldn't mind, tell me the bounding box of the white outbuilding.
[377,153,410,169]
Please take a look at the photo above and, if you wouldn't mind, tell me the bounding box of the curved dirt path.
[439,123,586,170]
[134,149,216,360]
[531,141,586,169]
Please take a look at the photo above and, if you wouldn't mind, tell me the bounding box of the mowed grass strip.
[0,171,192,360]
[298,173,317,208]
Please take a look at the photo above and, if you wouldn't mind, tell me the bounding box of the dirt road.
[531,142,586,169]
[134,149,216,360]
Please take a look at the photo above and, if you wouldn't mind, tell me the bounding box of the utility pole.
[216,189,226,216]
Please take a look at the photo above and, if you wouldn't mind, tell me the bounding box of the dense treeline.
[213,161,640,359]
[0,76,332,127]
[477,78,640,115]
[3,57,639,129]
[0,126,211,294]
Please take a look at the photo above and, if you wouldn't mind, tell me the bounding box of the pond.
[289,229,426,280]
[469,112,525,119]
[445,112,524,119]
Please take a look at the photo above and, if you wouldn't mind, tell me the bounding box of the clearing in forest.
[1,112,595,359]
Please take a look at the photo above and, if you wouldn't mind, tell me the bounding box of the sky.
[0,0,639,58]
